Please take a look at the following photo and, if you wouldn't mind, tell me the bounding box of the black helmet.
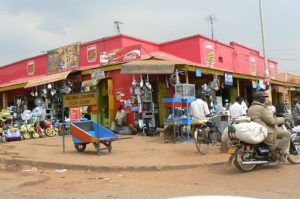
[253,91,269,104]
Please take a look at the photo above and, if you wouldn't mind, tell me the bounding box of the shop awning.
[0,75,45,92]
[121,59,175,74]
[24,71,72,88]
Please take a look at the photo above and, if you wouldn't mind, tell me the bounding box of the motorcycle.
[192,114,222,155]
[227,122,300,172]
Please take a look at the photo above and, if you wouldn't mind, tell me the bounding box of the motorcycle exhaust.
[241,161,268,165]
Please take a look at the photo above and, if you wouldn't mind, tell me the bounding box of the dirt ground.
[0,135,300,199]
[1,161,300,199]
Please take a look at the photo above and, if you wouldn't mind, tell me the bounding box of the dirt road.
[1,161,299,199]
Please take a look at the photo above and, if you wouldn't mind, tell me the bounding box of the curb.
[3,158,225,172]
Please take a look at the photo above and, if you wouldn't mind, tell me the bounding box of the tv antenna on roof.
[206,15,217,39]
[114,20,124,34]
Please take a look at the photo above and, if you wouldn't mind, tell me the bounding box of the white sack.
[234,122,268,144]
[292,125,300,133]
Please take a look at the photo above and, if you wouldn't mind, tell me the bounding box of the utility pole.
[259,0,270,88]
[114,20,124,34]
[206,15,217,39]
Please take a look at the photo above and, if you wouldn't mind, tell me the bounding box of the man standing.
[191,92,210,119]
[229,96,246,120]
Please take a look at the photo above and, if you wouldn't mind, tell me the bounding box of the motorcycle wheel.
[74,143,86,152]
[194,128,209,155]
[234,149,257,172]
[287,137,300,164]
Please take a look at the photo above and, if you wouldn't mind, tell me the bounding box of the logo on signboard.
[205,42,215,67]
[249,56,257,76]
[100,44,141,66]
[27,60,35,76]
[87,45,97,63]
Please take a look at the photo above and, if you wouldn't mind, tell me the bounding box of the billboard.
[100,44,141,66]
[47,43,80,73]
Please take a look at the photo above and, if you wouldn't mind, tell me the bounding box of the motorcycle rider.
[247,91,291,161]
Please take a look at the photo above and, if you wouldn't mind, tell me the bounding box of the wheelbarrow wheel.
[74,143,86,152]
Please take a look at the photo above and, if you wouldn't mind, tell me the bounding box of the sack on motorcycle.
[233,122,268,144]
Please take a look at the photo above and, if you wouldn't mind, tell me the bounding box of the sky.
[0,0,299,74]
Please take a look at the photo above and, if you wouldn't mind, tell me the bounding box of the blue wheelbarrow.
[70,120,120,154]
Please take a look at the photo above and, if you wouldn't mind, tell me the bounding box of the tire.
[287,137,300,164]
[74,143,86,152]
[194,128,209,155]
[234,148,257,172]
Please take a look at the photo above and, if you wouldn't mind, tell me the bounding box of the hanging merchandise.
[139,74,144,88]
[210,75,220,91]
[131,76,137,87]
[35,86,38,97]
[145,74,152,90]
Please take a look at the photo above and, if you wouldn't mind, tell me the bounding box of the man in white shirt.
[229,96,246,120]
[191,92,210,119]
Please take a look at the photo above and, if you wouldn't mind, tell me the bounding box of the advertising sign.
[27,60,35,76]
[204,42,215,67]
[87,45,97,63]
[91,68,105,80]
[47,43,80,73]
[64,92,97,107]
[100,44,141,66]
[224,73,233,86]
[69,108,81,122]
[249,56,257,76]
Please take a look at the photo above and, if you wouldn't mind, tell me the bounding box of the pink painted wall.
[230,42,278,79]
[160,35,201,63]
[80,35,123,67]
[199,37,234,71]
[0,55,47,84]
[121,35,159,55]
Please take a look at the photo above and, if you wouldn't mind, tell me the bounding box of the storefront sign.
[100,44,141,66]
[27,60,35,76]
[87,45,97,63]
[224,73,233,86]
[91,68,105,80]
[195,68,202,77]
[47,43,80,74]
[204,42,215,67]
[64,92,97,107]
[69,107,81,121]
[249,56,257,76]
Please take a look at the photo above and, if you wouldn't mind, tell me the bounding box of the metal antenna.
[114,20,124,34]
[206,15,217,39]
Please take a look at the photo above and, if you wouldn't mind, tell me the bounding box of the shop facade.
[1,34,300,132]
